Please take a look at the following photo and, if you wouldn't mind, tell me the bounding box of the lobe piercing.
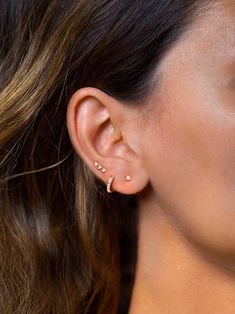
[93,160,132,193]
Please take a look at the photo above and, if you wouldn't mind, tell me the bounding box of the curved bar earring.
[107,176,114,193]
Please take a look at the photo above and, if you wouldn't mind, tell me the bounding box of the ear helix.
[93,161,131,193]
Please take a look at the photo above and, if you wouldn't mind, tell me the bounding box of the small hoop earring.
[107,176,114,193]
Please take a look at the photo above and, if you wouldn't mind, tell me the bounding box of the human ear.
[66,87,149,195]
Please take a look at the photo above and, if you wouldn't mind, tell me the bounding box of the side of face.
[66,1,235,272]
[140,0,235,270]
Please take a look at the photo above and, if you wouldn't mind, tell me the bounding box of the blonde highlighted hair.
[0,1,212,313]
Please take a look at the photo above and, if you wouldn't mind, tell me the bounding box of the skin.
[66,1,235,313]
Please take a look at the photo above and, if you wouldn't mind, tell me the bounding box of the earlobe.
[93,160,133,193]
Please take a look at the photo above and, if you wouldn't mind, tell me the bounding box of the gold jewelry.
[93,161,106,173]
[94,160,131,193]
[107,176,114,193]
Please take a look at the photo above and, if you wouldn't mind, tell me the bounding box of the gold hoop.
[107,176,114,193]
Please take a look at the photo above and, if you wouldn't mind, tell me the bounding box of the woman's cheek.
[148,83,235,271]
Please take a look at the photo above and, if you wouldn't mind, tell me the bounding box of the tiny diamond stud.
[125,175,131,181]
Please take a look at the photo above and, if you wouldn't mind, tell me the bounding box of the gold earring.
[94,161,106,173]
[94,161,131,193]
[107,176,114,193]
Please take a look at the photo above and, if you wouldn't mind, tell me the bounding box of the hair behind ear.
[0,0,212,313]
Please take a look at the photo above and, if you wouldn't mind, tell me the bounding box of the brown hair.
[0,1,212,313]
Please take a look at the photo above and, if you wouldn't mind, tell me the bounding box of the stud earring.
[93,161,106,173]
[125,175,131,181]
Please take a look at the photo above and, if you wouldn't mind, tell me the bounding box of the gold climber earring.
[93,161,106,173]
[93,160,132,193]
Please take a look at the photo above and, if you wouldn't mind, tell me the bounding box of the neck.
[129,195,235,314]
